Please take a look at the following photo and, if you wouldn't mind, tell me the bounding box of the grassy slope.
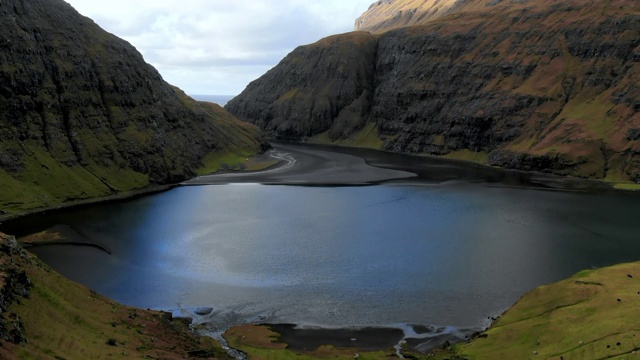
[0,232,231,360]
[436,262,640,359]
[309,122,384,149]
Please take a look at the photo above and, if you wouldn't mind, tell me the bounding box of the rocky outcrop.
[0,0,267,213]
[227,0,640,182]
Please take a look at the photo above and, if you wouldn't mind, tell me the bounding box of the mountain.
[0,0,267,214]
[226,0,640,185]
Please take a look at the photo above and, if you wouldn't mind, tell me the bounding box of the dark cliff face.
[226,32,377,141]
[226,0,640,182]
[0,0,267,213]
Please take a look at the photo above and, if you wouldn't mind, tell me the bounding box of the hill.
[0,0,267,215]
[226,0,640,185]
[0,232,233,359]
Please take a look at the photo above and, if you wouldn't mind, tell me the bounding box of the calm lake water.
[4,174,640,334]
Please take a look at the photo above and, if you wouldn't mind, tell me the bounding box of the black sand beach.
[182,143,417,186]
[184,142,617,192]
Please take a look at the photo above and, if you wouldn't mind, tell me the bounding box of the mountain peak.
[355,0,470,33]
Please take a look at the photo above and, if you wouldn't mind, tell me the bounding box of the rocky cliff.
[0,0,267,214]
[226,0,640,184]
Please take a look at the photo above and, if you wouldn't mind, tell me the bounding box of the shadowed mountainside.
[226,0,640,185]
[0,0,267,214]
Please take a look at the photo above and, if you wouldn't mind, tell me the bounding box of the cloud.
[64,0,374,95]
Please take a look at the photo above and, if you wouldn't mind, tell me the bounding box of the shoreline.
[3,141,634,225]
[0,184,176,225]
[286,141,624,193]
[222,322,481,354]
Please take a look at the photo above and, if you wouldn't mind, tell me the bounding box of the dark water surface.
[3,146,640,340]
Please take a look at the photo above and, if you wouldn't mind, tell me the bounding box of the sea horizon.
[190,94,236,107]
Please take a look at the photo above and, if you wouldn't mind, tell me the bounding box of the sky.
[63,0,374,96]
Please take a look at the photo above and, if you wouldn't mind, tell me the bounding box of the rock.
[194,307,213,316]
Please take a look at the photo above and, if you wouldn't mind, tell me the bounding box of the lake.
[3,144,640,347]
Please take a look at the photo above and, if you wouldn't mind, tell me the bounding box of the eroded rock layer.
[227,0,640,182]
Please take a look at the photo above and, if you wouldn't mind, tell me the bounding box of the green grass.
[309,122,384,149]
[196,149,255,175]
[196,150,279,175]
[441,149,489,164]
[0,143,114,213]
[428,262,640,359]
[612,183,640,191]
[85,162,149,192]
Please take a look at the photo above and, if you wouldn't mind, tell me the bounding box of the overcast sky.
[63,0,374,96]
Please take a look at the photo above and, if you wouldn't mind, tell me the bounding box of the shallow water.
[5,178,640,334]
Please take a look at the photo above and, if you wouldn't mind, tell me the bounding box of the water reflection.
[3,181,640,330]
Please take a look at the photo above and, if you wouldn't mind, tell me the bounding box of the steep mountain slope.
[226,32,378,141]
[226,0,640,184]
[0,0,267,214]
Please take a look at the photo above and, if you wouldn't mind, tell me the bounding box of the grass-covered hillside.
[0,0,267,215]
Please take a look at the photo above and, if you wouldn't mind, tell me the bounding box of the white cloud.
[63,0,374,95]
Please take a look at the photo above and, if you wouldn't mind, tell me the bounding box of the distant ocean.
[190,95,236,107]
